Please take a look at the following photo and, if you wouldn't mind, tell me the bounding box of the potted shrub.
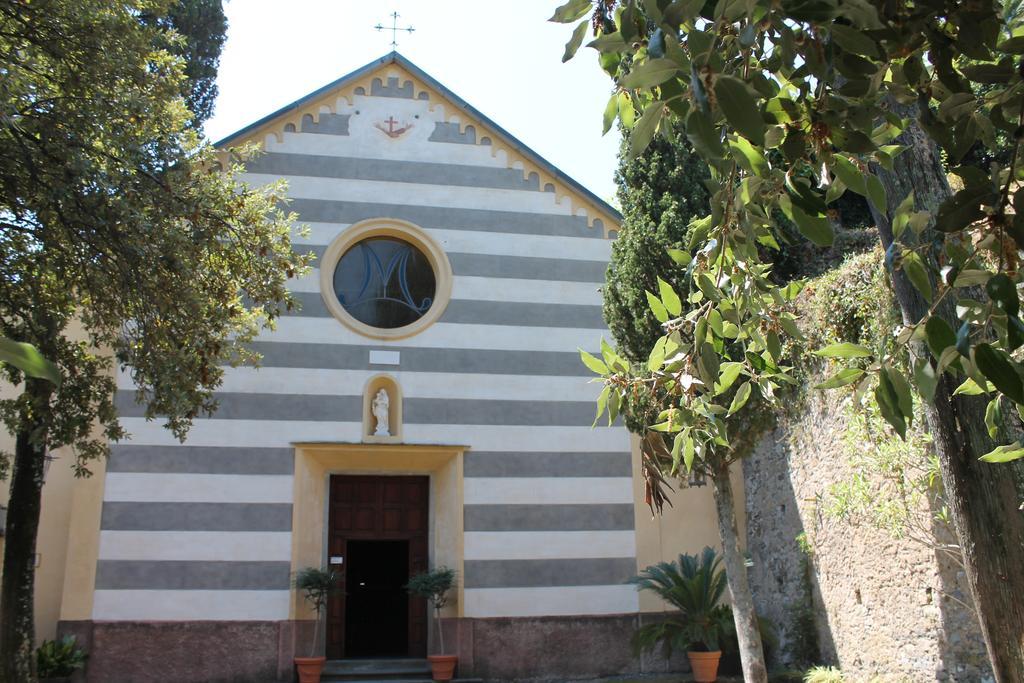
[406,566,457,682]
[293,566,338,683]
[630,547,732,682]
[36,635,87,683]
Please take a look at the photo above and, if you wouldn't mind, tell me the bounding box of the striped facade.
[51,53,667,682]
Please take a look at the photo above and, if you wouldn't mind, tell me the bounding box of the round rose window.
[333,237,437,329]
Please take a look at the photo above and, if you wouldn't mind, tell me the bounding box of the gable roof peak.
[214,52,621,234]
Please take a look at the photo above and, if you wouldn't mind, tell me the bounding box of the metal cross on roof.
[374,11,415,49]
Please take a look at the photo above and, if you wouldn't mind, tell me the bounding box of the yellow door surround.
[290,443,467,622]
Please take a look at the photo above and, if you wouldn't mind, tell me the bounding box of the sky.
[204,0,623,205]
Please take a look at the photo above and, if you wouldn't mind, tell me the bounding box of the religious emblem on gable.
[375,116,413,138]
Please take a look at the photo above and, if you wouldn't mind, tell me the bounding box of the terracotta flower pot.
[294,656,326,683]
[687,650,722,683]
[427,654,458,682]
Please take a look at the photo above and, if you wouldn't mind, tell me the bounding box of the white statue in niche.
[372,389,390,436]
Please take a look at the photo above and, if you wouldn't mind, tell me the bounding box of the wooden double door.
[326,475,429,659]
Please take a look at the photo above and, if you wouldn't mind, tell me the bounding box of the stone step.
[320,658,481,683]
[322,679,483,683]
[323,658,430,678]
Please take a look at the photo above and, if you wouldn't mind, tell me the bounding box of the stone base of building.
[60,614,689,682]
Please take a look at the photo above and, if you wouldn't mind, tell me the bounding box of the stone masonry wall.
[743,387,992,682]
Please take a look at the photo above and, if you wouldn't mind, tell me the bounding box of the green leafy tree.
[604,124,711,366]
[554,0,1024,680]
[406,566,457,655]
[0,1,311,680]
[142,0,228,127]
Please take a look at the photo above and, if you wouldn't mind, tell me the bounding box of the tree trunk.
[435,605,445,655]
[711,460,767,683]
[0,379,53,683]
[867,103,1024,683]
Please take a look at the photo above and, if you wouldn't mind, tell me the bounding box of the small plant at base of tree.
[631,547,733,656]
[630,547,775,681]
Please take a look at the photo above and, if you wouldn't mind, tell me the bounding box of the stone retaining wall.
[742,389,992,681]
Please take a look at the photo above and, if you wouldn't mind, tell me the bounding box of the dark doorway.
[326,475,429,659]
[344,540,410,656]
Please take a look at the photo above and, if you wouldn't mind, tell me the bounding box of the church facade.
[13,53,738,682]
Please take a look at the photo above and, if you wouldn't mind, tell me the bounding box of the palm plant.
[630,546,733,655]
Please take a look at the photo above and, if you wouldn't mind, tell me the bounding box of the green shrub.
[293,566,338,615]
[406,566,456,609]
[36,635,87,678]
[804,665,845,683]
[293,566,339,658]
[630,547,776,659]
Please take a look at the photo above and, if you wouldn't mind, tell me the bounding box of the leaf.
[665,0,707,25]
[682,433,696,472]
[829,24,880,58]
[887,366,914,427]
[831,155,868,196]
[935,186,990,232]
[685,109,726,159]
[618,92,635,128]
[779,314,805,340]
[648,337,668,372]
[952,269,991,287]
[937,346,962,376]
[594,385,610,427]
[715,361,745,395]
[601,338,625,372]
[813,342,873,359]
[580,349,609,375]
[602,93,619,135]
[956,321,972,357]
[925,316,956,358]
[979,442,1024,463]
[728,136,769,176]
[876,370,908,439]
[658,277,682,316]
[986,273,1019,316]
[0,337,61,386]
[789,203,835,247]
[974,343,1024,404]
[901,251,933,300]
[549,0,592,23]
[563,20,589,62]
[866,174,887,215]
[728,381,752,415]
[713,75,765,146]
[961,63,1016,84]
[814,368,866,390]
[985,396,1003,440]
[891,191,916,239]
[621,59,683,89]
[630,102,664,159]
[646,290,670,323]
[953,377,989,396]
[913,357,938,403]
[667,248,692,266]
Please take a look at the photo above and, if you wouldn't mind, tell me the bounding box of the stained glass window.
[333,237,436,329]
